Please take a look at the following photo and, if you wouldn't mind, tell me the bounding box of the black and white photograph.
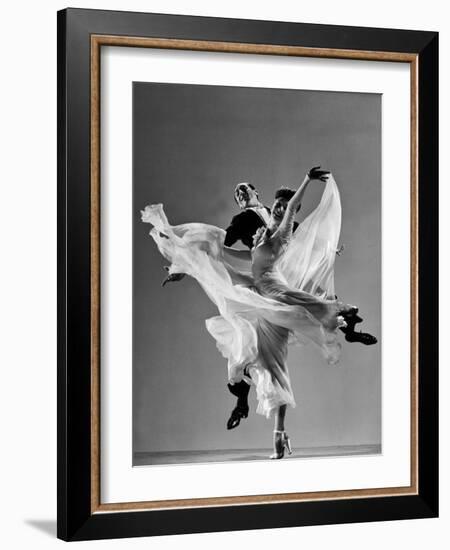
[2,0,443,546]
[133,82,381,466]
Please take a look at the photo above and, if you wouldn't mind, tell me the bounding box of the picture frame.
[57,7,438,541]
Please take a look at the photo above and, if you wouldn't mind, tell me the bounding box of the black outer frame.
[57,8,438,542]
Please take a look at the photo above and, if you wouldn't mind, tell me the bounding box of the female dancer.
[224,167,355,457]
[141,168,373,459]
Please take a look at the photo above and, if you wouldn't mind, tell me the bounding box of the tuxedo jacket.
[224,207,299,249]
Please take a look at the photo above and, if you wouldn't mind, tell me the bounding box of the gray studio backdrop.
[132,82,381,460]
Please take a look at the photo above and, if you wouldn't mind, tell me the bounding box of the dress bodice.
[251,236,289,294]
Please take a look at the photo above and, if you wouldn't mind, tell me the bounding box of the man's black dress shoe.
[227,380,250,430]
[339,310,377,345]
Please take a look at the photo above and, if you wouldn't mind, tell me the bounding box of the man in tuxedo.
[224,182,272,247]
[161,182,276,429]
[223,183,272,429]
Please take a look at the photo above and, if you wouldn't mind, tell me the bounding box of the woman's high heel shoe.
[270,430,293,459]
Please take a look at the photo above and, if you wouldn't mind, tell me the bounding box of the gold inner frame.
[90,35,419,514]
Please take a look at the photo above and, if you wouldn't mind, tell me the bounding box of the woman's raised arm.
[275,166,330,241]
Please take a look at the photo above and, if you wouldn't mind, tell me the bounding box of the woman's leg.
[274,404,287,432]
[263,282,344,331]
[271,405,292,459]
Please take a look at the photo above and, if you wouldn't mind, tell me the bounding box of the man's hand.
[308,166,330,182]
[162,266,186,287]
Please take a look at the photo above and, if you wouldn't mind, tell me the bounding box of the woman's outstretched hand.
[308,166,330,182]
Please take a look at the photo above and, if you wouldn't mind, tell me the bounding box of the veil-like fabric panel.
[277,175,341,298]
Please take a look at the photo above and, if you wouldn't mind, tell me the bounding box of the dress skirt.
[141,175,344,417]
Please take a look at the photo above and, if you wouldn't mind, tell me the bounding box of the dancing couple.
[141,167,377,459]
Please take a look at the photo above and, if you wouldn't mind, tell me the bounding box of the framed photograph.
[57,8,438,541]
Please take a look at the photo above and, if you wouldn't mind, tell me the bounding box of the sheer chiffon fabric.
[141,176,344,417]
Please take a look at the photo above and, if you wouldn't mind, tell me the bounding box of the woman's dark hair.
[274,187,301,212]
[274,187,295,201]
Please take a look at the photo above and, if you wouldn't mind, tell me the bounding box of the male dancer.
[223,183,280,429]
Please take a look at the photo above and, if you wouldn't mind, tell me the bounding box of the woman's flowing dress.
[141,175,345,417]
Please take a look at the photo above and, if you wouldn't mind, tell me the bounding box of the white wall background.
[0,1,447,548]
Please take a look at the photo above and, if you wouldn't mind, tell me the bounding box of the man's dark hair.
[235,182,256,193]
[274,187,301,212]
[234,182,257,205]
